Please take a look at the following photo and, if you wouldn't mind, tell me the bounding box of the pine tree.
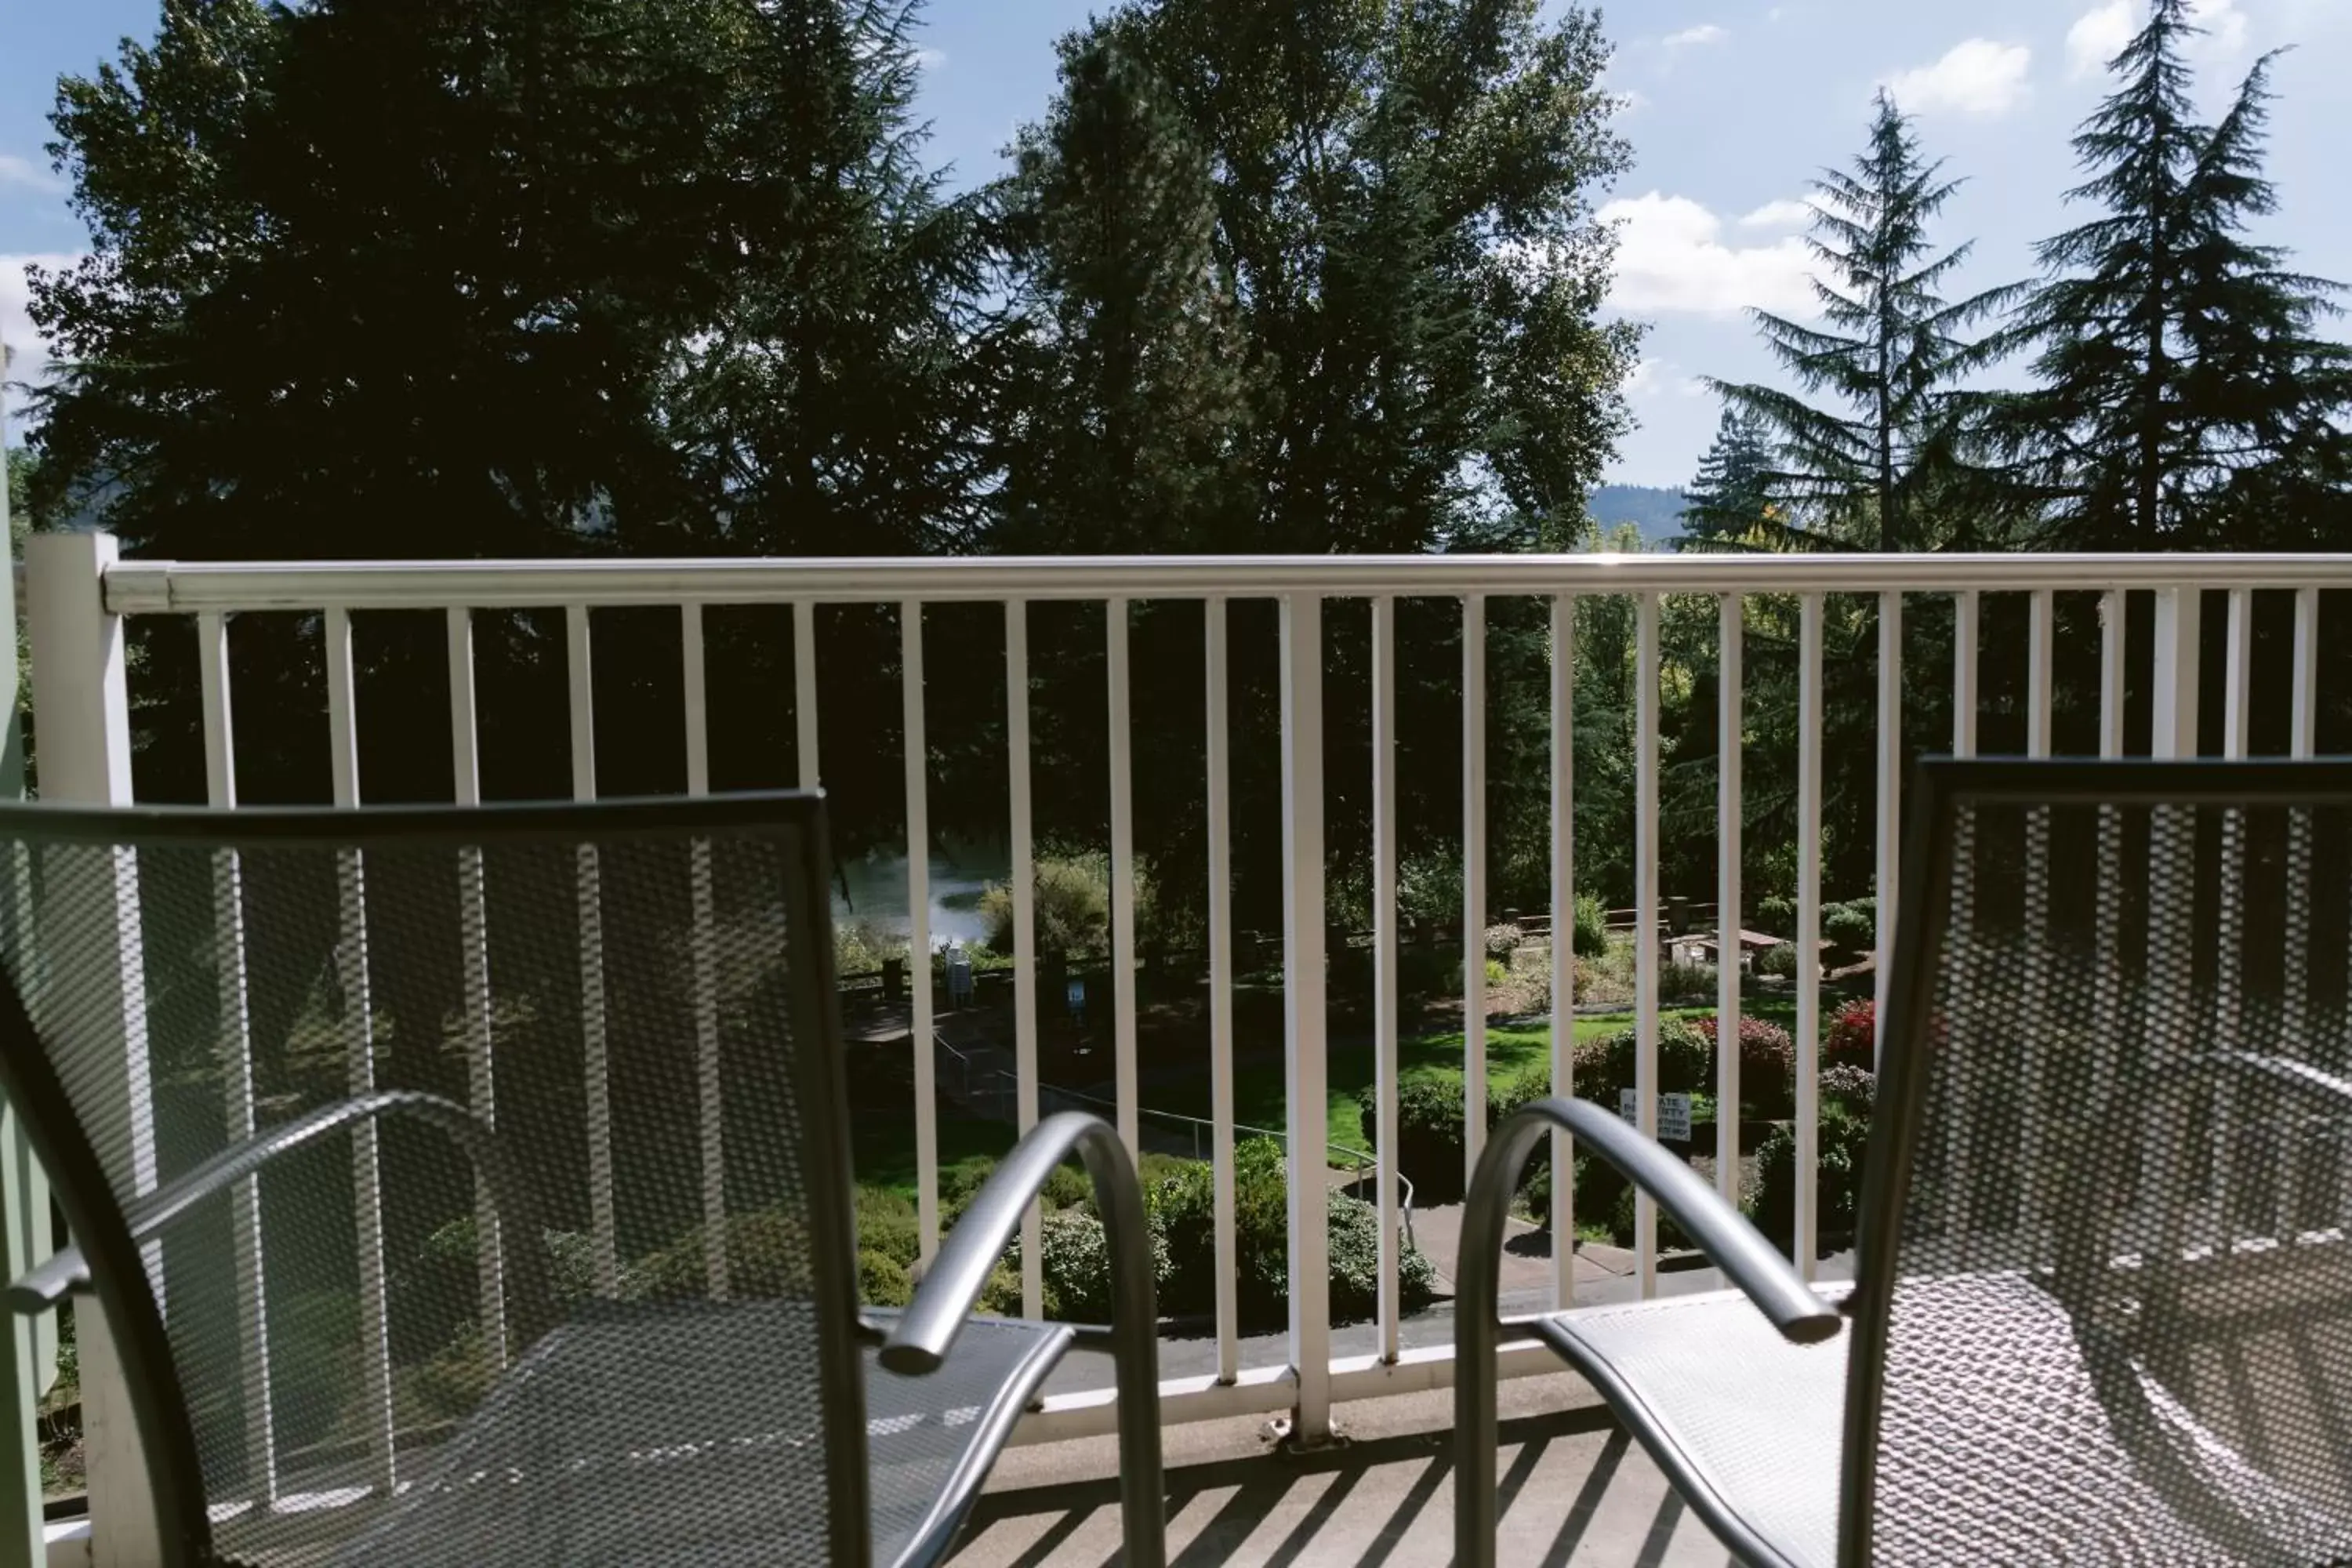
[1992,0,2352,548]
[992,28,1251,553]
[1679,405,1777,546]
[1710,92,2013,552]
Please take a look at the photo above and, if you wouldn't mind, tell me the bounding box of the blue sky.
[7,0,2352,485]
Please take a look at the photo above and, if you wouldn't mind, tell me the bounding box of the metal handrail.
[101,550,2352,615]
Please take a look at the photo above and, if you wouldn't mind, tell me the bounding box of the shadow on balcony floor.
[948,1373,1736,1567]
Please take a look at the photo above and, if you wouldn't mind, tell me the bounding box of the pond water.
[831,836,1011,948]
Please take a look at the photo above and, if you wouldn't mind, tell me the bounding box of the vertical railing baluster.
[566,604,618,1294]
[1874,593,1901,1062]
[1940,589,1980,1238]
[445,608,506,1364]
[1205,599,1237,1377]
[1717,595,1742,1207]
[325,608,397,1493]
[1462,593,1487,1186]
[199,611,275,1501]
[1006,602,1044,1319]
[682,604,727,1298]
[1953,589,1979,758]
[1371,597,1402,1356]
[1795,593,1824,1281]
[2019,590,2055,1214]
[2285,590,2318,1056]
[794,601,821,790]
[1634,592,1661,1296]
[2216,591,2256,1223]
[2100,591,2125,761]
[1281,593,1330,1443]
[1550,593,1577,1305]
[902,601,939,1261]
[2091,590,2126,1116]
[1107,599,1139,1161]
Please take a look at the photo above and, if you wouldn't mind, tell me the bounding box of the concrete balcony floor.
[949,1372,1736,1567]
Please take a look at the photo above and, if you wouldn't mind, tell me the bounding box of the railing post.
[1279,593,1330,1443]
[26,532,165,1566]
[2151,586,2201,760]
[0,393,53,1568]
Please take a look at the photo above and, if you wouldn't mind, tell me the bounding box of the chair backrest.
[0,793,867,1565]
[1846,760,2352,1565]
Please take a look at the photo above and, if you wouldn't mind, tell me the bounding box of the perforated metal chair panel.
[1857,770,2352,1564]
[1534,1287,1849,1568]
[299,1308,1066,1568]
[0,800,925,1565]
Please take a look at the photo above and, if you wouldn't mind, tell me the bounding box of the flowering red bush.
[1825,998,1876,1069]
[1696,1014,1796,1110]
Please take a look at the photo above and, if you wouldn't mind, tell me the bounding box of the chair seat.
[1534,1286,1849,1568]
[1540,1272,2352,1567]
[266,1300,1070,1568]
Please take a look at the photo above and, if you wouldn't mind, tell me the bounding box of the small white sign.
[1619,1089,1693,1142]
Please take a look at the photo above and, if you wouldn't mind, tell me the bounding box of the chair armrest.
[6,1090,554,1338]
[880,1110,1152,1374]
[1465,1096,1840,1346]
[880,1111,1166,1566]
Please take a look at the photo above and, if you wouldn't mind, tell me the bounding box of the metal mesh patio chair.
[1457,759,2352,1566]
[0,793,1164,1567]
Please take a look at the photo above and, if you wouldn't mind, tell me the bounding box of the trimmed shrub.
[1573,892,1611,957]
[1755,895,1797,938]
[1609,1182,1693,1253]
[1748,1110,1871,1250]
[1824,901,1875,953]
[1755,940,1801,978]
[1040,1163,1093,1212]
[1154,1138,1436,1327]
[1484,921,1526,960]
[1025,1207,1173,1323]
[1696,1014,1795,1112]
[1328,1192,1438,1319]
[1573,1017,1715,1100]
[858,1250,913,1308]
[980,855,1109,960]
[1359,1073,1474,1203]
[978,1264,1024,1316]
[855,1186,920,1269]
[1660,960,1715,1003]
[1820,1063,1876,1114]
[1826,998,1876,1069]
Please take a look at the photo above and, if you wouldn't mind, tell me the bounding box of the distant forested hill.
[1587,485,1686,546]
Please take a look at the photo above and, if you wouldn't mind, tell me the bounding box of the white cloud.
[2071,0,2248,79]
[1738,198,1813,230]
[1664,24,1726,47]
[1882,38,2033,116]
[2,253,81,395]
[1613,87,1651,114]
[1596,192,1818,318]
[2187,0,2248,60]
[2067,2,2135,78]
[0,154,60,194]
[1626,358,1665,396]
[909,46,946,71]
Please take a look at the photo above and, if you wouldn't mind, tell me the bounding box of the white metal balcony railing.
[20,535,2352,1551]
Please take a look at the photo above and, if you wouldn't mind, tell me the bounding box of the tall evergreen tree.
[991,29,1251,554]
[1679,405,1777,546]
[1992,0,2352,548]
[1710,92,2013,552]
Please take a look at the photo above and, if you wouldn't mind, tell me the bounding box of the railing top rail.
[100,551,2352,615]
